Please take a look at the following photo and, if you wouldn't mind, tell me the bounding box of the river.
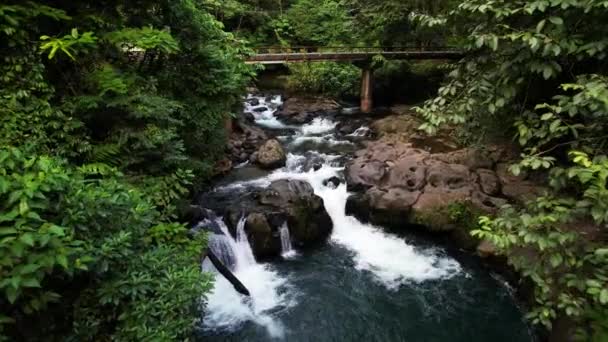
[196,95,535,342]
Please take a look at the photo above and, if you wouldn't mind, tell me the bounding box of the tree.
[0,0,250,339]
[417,1,608,339]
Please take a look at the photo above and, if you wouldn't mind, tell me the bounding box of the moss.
[412,201,484,250]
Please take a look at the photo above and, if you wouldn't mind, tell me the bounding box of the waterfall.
[279,222,296,259]
[235,216,256,266]
[201,216,291,338]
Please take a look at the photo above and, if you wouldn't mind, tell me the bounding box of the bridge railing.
[249,46,460,54]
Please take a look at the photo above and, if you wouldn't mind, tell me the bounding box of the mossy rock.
[412,200,482,249]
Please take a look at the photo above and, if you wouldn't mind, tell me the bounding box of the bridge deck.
[245,48,462,64]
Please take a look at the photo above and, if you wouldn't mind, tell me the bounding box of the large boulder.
[344,131,534,248]
[245,213,279,257]
[200,180,332,259]
[371,112,421,137]
[276,96,340,124]
[259,180,332,245]
[254,139,286,169]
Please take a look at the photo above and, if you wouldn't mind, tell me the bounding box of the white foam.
[244,95,291,129]
[279,222,297,259]
[301,118,338,135]
[290,134,353,147]
[202,218,294,338]
[213,155,462,289]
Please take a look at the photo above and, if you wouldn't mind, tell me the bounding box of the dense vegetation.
[415,1,608,340]
[1,0,249,339]
[2,0,607,340]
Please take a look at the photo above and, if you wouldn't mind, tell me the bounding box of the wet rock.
[252,106,268,113]
[255,139,286,169]
[345,134,542,239]
[246,97,260,106]
[226,119,268,163]
[243,112,255,122]
[323,176,341,188]
[477,169,501,196]
[259,180,332,248]
[277,96,340,124]
[181,205,217,227]
[345,159,387,191]
[245,213,279,258]
[200,180,332,259]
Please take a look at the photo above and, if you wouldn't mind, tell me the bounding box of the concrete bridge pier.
[360,66,373,113]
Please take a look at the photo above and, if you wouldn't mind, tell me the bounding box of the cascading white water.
[301,117,338,135]
[279,222,296,259]
[202,94,462,338]
[202,217,293,338]
[215,98,461,290]
[244,95,289,129]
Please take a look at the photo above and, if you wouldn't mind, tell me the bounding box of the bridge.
[245,46,463,113]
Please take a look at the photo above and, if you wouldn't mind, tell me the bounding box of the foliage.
[286,62,360,98]
[417,0,608,338]
[285,0,353,45]
[0,147,212,340]
[1,0,250,339]
[346,0,459,46]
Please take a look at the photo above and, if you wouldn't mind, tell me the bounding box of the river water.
[197,95,534,342]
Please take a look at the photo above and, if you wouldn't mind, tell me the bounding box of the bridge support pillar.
[360,66,373,113]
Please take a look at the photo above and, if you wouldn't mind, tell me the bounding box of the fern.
[77,162,121,176]
[87,143,123,166]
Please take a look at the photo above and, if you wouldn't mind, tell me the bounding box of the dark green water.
[200,241,534,342]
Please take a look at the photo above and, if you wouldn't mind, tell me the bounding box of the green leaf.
[600,289,608,304]
[6,287,19,304]
[549,17,563,26]
[19,233,35,247]
[550,254,562,268]
[540,113,554,121]
[21,278,41,288]
[536,20,546,33]
[19,200,29,215]
[0,227,17,236]
[57,255,68,269]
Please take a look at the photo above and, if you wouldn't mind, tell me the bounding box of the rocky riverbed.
[195,94,536,342]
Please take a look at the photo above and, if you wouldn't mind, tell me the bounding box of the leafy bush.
[0,147,212,340]
[1,0,248,339]
[286,62,360,98]
[416,0,608,338]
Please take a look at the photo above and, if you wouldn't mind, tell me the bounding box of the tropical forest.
[1,0,607,341]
